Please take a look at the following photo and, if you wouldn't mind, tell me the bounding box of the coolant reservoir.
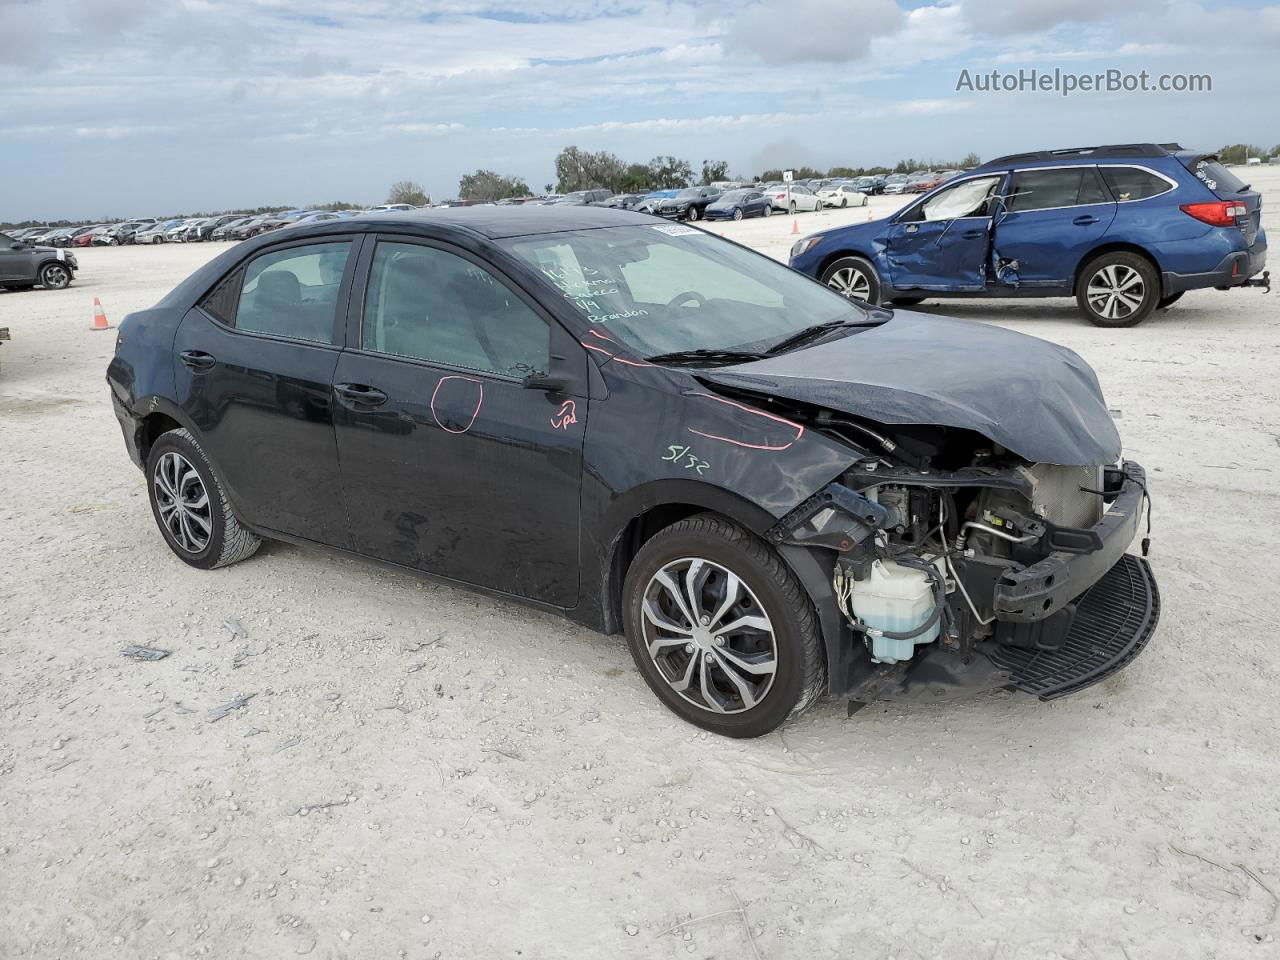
[850,559,941,664]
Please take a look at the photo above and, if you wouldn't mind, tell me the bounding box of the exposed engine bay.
[755,398,1159,706]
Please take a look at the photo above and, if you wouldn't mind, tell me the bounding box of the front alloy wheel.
[821,256,881,304]
[642,558,778,715]
[40,263,71,289]
[622,515,824,737]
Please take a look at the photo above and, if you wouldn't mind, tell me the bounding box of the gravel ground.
[2,173,1279,959]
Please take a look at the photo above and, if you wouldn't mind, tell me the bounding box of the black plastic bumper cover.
[993,461,1146,622]
[989,553,1159,700]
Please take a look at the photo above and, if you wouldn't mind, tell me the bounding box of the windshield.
[501,224,866,357]
[719,190,749,202]
[674,188,700,199]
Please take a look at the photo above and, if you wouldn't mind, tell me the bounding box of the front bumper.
[992,461,1147,622]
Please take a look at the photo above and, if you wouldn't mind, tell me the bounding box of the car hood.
[699,310,1121,466]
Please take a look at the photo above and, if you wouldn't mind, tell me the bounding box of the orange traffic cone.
[790,219,799,235]
[867,206,873,222]
[91,297,112,331]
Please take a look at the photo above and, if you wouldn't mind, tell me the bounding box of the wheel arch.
[813,247,876,282]
[594,481,841,698]
[1073,242,1162,292]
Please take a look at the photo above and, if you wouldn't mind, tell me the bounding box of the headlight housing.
[790,236,822,259]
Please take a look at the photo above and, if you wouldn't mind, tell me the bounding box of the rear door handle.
[179,350,216,372]
[334,383,388,407]
[1072,215,1099,226]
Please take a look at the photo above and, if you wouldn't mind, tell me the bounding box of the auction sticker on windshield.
[651,224,701,237]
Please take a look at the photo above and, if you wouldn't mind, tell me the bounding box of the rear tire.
[622,514,825,738]
[1075,252,1159,327]
[789,201,797,215]
[820,255,881,304]
[763,204,773,217]
[146,428,261,570]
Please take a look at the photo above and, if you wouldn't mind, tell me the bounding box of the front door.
[331,236,585,606]
[173,236,358,545]
[884,174,1004,290]
[992,166,1117,287]
[0,233,36,282]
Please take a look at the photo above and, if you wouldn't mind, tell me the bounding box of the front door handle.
[179,350,216,372]
[1072,215,1100,226]
[961,229,986,239]
[334,383,388,407]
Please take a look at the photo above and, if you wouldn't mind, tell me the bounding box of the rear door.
[330,235,586,606]
[884,174,1004,290]
[993,166,1117,287]
[173,235,359,546]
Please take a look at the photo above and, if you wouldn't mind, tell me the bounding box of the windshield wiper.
[764,317,880,356]
[644,348,767,367]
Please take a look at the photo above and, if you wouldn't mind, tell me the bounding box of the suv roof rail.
[978,143,1176,168]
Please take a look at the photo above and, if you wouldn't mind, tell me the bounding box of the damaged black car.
[106,207,1159,737]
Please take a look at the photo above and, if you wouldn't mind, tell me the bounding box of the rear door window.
[219,241,352,343]
[1099,166,1173,202]
[1007,169,1103,211]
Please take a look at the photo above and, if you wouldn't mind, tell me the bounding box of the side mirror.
[522,370,571,392]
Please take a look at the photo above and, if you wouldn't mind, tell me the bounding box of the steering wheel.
[666,291,707,309]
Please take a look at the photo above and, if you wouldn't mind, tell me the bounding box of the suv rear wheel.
[622,515,825,737]
[146,428,261,570]
[1076,252,1159,327]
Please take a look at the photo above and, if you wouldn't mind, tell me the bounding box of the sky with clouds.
[2,0,1277,220]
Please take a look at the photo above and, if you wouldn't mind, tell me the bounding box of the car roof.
[339,205,649,239]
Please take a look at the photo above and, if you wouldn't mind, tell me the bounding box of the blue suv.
[789,143,1268,327]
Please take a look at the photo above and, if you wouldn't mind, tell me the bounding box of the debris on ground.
[207,693,257,722]
[121,645,172,661]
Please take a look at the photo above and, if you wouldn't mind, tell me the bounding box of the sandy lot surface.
[2,174,1279,960]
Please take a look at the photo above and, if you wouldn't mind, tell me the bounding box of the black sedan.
[106,207,1158,737]
[703,189,773,221]
[655,186,721,221]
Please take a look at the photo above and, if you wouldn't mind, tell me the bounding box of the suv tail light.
[1180,201,1248,226]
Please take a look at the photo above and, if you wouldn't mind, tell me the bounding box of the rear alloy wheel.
[39,263,71,290]
[733,208,744,221]
[763,204,773,217]
[146,428,261,570]
[623,515,824,737]
[1076,252,1159,327]
[821,256,881,304]
[841,198,848,208]
[789,201,797,215]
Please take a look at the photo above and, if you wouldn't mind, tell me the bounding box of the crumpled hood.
[701,311,1121,466]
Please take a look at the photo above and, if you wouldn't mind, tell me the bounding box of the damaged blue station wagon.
[790,143,1268,326]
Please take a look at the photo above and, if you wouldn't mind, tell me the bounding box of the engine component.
[838,558,942,663]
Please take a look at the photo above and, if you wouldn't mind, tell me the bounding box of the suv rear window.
[1189,158,1250,196]
[1099,166,1172,202]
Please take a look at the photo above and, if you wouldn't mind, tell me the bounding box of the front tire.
[820,255,881,304]
[1076,252,1159,327]
[732,208,743,221]
[686,206,699,222]
[622,515,824,737]
[39,263,71,290]
[146,428,261,570]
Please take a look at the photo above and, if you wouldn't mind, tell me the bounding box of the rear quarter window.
[1100,166,1172,202]
[1190,159,1249,196]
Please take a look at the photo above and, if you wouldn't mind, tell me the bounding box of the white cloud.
[724,0,907,64]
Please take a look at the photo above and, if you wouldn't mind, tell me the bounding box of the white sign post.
[783,170,793,212]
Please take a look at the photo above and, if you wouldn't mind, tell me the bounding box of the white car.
[766,184,823,213]
[135,220,183,244]
[165,218,203,242]
[817,184,869,208]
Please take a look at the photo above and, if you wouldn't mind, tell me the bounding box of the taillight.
[1180,201,1248,226]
